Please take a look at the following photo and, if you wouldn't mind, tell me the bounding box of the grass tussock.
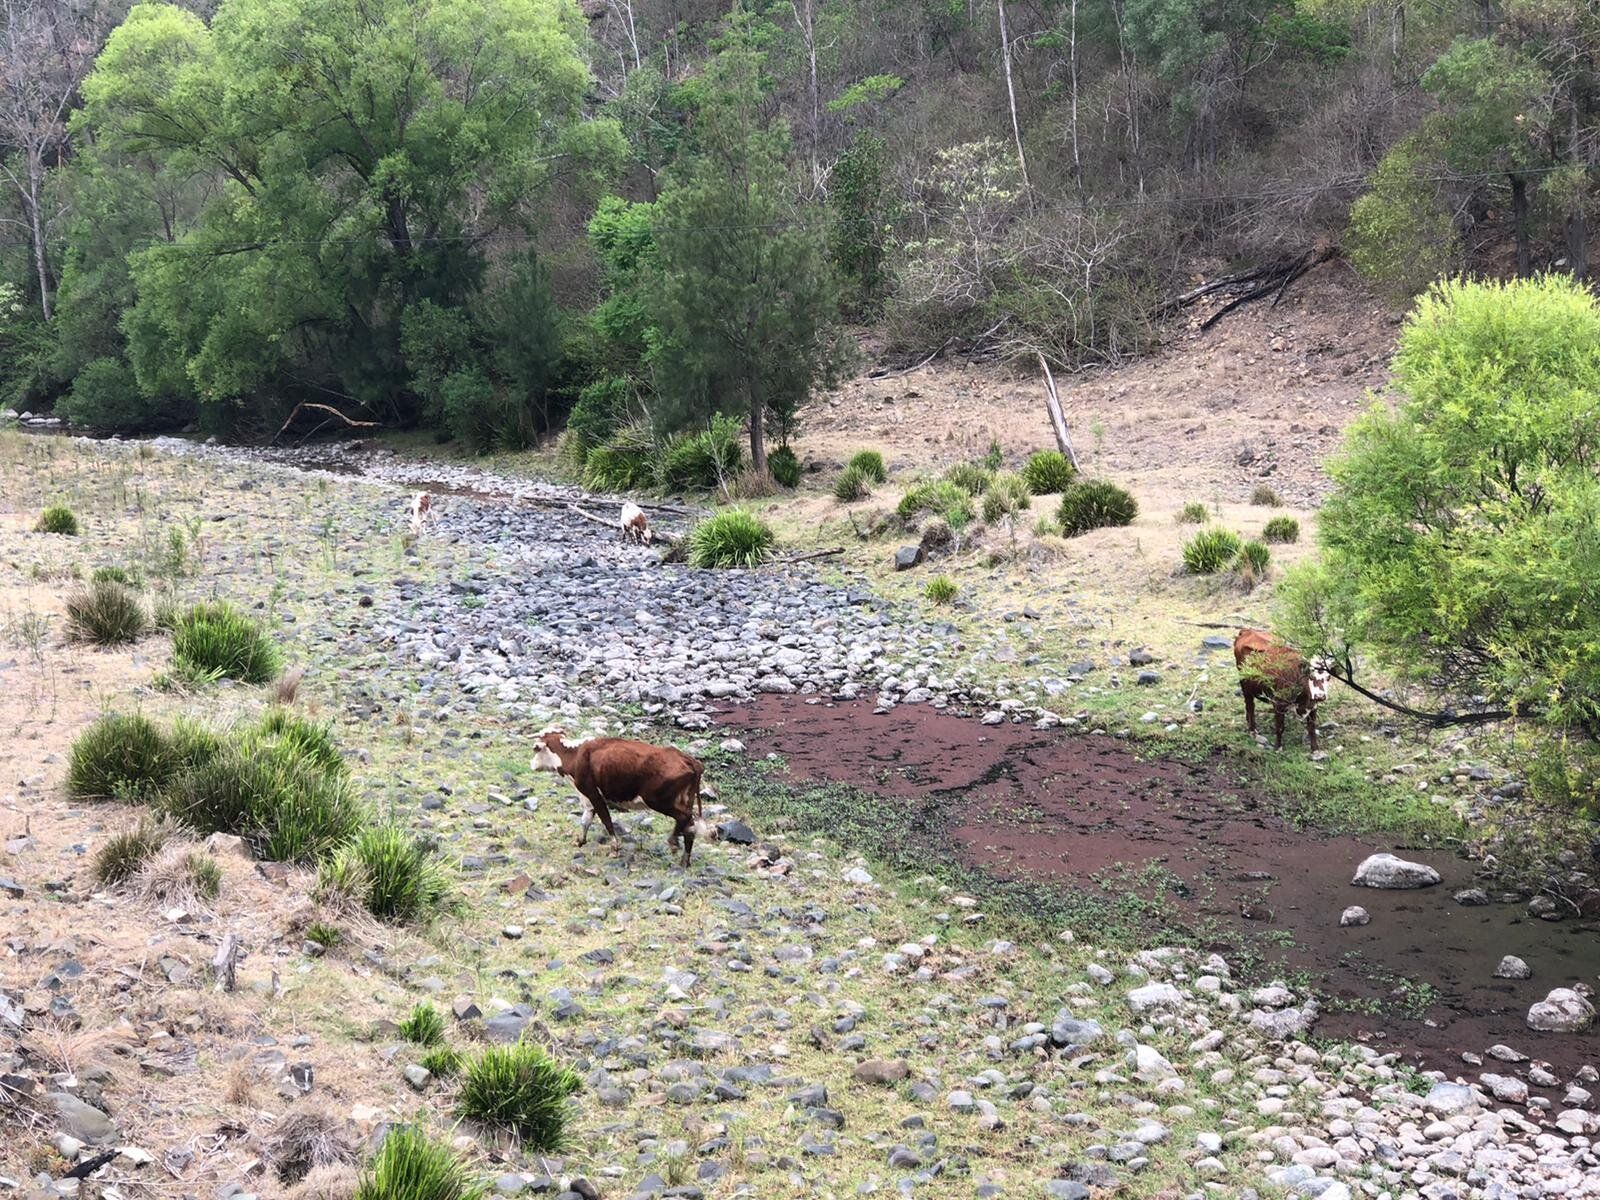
[267,1108,360,1186]
[1251,483,1283,506]
[1176,501,1209,524]
[686,510,775,568]
[1021,450,1076,496]
[172,601,283,684]
[455,1042,581,1150]
[400,1002,447,1047]
[847,449,887,483]
[65,579,148,646]
[35,505,79,535]
[943,463,994,496]
[767,445,801,488]
[897,481,974,527]
[67,712,180,801]
[136,846,223,910]
[1182,527,1244,574]
[924,575,958,604]
[833,464,870,502]
[1262,515,1300,543]
[93,816,176,886]
[1057,480,1138,536]
[353,1125,483,1200]
[168,745,361,864]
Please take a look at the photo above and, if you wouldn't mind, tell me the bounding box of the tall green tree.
[78,0,622,429]
[647,26,844,472]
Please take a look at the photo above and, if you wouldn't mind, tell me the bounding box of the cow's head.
[530,727,567,772]
[1306,655,1334,705]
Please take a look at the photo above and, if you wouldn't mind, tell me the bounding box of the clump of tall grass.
[172,601,282,684]
[66,579,148,646]
[685,510,775,568]
[456,1043,581,1150]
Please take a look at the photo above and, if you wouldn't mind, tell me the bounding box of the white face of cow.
[1306,657,1333,705]
[530,730,564,773]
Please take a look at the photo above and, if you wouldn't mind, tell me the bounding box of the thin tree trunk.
[1510,172,1531,277]
[26,152,51,320]
[794,0,822,191]
[1068,0,1082,191]
[621,0,642,73]
[996,0,1032,202]
[1566,95,1588,281]
[749,394,767,473]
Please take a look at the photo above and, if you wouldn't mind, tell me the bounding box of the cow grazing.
[1233,628,1332,751]
[408,491,434,537]
[531,730,717,865]
[620,500,653,546]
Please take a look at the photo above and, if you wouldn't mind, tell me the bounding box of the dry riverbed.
[1,431,1598,1200]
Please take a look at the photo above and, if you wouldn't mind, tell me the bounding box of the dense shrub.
[847,450,887,483]
[35,505,79,535]
[924,575,957,604]
[566,378,627,459]
[172,601,282,684]
[1235,540,1272,586]
[1056,481,1137,536]
[897,481,974,527]
[67,713,177,800]
[658,415,743,491]
[65,580,148,646]
[833,465,870,501]
[581,423,657,491]
[1278,276,1600,732]
[767,445,801,488]
[1021,450,1076,496]
[1251,484,1283,506]
[56,357,161,432]
[686,510,775,568]
[93,816,175,885]
[456,1043,581,1150]
[1262,516,1300,543]
[1182,528,1244,574]
[318,823,449,922]
[943,463,994,496]
[353,1125,483,1200]
[1176,502,1209,524]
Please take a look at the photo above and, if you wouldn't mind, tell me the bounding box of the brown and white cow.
[530,730,716,865]
[1233,628,1332,751]
[620,501,653,546]
[408,491,434,537]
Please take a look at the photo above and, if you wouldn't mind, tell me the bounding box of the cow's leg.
[677,814,696,868]
[1306,710,1318,752]
[1243,692,1257,735]
[577,798,596,846]
[1273,707,1286,750]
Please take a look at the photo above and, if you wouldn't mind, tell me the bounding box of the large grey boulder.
[1527,988,1595,1033]
[1351,853,1440,889]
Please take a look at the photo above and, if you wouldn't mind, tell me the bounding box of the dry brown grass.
[263,1107,361,1185]
[275,664,307,705]
[284,1163,360,1200]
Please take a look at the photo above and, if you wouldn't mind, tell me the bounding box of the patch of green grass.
[943,463,994,496]
[456,1043,581,1150]
[35,505,79,535]
[172,601,282,684]
[399,1002,447,1047]
[1262,515,1300,543]
[1021,450,1076,496]
[1032,516,1063,538]
[846,449,887,483]
[897,481,974,527]
[1181,527,1243,574]
[244,710,346,778]
[353,1125,484,1200]
[305,921,343,948]
[318,823,450,922]
[65,579,148,646]
[1057,480,1138,536]
[924,575,958,604]
[1235,539,1272,582]
[67,713,178,801]
[1176,501,1209,524]
[93,817,175,886]
[420,1046,465,1078]
[91,565,142,587]
[686,509,775,568]
[980,472,1031,524]
[185,851,223,900]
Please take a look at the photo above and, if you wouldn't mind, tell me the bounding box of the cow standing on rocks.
[1233,628,1331,751]
[530,730,717,865]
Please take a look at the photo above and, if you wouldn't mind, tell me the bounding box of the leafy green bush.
[834,465,870,501]
[35,505,79,535]
[93,817,175,886]
[1176,502,1209,525]
[897,481,975,526]
[565,378,627,459]
[67,713,177,801]
[1182,528,1244,574]
[172,601,282,684]
[1262,516,1300,543]
[1021,450,1076,496]
[56,357,163,432]
[847,450,887,483]
[1251,484,1283,506]
[318,823,449,922]
[456,1043,581,1150]
[166,740,362,864]
[980,472,1032,524]
[658,415,743,491]
[1056,481,1138,536]
[581,423,657,491]
[924,575,957,604]
[400,1003,447,1047]
[65,580,148,646]
[686,510,775,568]
[1278,275,1600,731]
[767,445,801,488]
[1236,539,1272,580]
[944,463,993,496]
[353,1125,483,1200]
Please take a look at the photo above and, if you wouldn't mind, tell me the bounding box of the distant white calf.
[620,500,653,546]
[408,491,434,537]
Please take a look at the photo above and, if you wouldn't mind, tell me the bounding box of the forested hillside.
[2,0,1593,464]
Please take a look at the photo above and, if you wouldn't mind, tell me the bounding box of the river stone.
[1494,955,1531,980]
[1527,987,1596,1032]
[1453,888,1490,906]
[1425,1082,1479,1116]
[47,1093,116,1145]
[1049,1012,1105,1047]
[893,545,923,571]
[1339,906,1370,926]
[1131,1043,1177,1081]
[1125,982,1183,1012]
[853,1059,908,1085]
[1351,853,1441,889]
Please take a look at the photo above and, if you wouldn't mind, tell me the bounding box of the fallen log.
[1161,242,1341,330]
[271,401,378,444]
[778,546,844,564]
[567,502,682,546]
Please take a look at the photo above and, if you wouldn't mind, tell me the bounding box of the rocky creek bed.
[9,432,1598,1200]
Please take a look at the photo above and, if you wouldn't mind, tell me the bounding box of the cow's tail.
[693,773,718,839]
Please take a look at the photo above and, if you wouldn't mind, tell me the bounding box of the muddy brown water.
[718,695,1600,1080]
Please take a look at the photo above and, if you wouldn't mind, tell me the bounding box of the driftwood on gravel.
[270,402,378,444]
[778,547,844,564]
[567,503,683,546]
[1163,242,1340,330]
